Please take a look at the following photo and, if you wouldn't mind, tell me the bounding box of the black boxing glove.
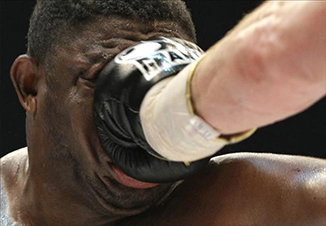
[94,37,210,183]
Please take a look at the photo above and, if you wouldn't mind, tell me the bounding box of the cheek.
[68,83,95,126]
[40,79,96,146]
[65,85,100,166]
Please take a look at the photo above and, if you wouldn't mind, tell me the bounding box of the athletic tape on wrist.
[186,55,256,144]
[140,54,256,162]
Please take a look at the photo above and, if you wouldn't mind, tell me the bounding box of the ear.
[10,55,39,114]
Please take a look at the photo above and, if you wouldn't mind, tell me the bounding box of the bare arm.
[139,1,326,161]
[191,1,326,134]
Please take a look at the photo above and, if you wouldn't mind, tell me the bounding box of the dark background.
[1,1,325,158]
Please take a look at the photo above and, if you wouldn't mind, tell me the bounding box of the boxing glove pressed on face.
[94,37,211,183]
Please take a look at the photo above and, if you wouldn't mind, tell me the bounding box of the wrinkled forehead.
[48,15,191,71]
[85,15,188,40]
[43,15,192,86]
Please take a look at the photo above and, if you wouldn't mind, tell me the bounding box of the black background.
[1,1,325,158]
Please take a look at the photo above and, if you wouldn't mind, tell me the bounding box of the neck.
[10,147,177,226]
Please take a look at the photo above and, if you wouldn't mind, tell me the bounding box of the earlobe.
[10,54,39,114]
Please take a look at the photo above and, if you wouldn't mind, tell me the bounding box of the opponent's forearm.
[191,1,326,134]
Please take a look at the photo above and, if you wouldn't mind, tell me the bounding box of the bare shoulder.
[1,147,28,199]
[209,152,326,183]
[1,147,28,180]
[211,152,326,197]
[211,152,326,167]
[1,147,28,165]
[1,147,28,163]
[120,153,326,226]
[1,148,27,226]
[208,153,326,222]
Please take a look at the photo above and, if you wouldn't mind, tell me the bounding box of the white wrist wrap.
[140,62,227,162]
[140,55,256,162]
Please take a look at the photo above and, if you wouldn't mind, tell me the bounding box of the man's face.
[34,16,192,210]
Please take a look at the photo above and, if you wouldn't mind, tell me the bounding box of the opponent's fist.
[94,37,210,183]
